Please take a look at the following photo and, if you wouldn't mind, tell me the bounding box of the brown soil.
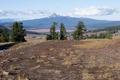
[0,39,120,80]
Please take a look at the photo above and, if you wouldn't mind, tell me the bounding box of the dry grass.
[73,38,118,49]
[9,38,46,51]
[0,38,120,80]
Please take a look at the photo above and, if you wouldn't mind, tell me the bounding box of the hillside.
[1,16,120,30]
[0,19,15,24]
[0,38,120,80]
[22,15,120,29]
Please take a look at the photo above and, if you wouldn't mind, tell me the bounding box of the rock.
[30,65,40,70]
[2,71,9,76]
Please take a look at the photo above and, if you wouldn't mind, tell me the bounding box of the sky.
[0,0,120,20]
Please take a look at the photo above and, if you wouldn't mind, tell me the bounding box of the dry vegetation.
[0,37,120,80]
[73,39,112,49]
[8,38,46,51]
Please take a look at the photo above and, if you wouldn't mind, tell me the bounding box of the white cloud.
[0,10,52,19]
[0,10,47,16]
[0,6,119,20]
[70,6,118,16]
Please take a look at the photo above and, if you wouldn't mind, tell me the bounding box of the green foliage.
[54,32,59,40]
[0,28,9,42]
[87,32,113,39]
[47,22,59,40]
[60,23,67,40]
[99,32,112,39]
[73,21,86,40]
[47,21,113,40]
[92,25,120,33]
[11,22,26,42]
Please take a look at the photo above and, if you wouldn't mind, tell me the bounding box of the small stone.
[2,71,9,76]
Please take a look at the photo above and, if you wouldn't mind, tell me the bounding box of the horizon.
[0,14,120,22]
[0,0,120,20]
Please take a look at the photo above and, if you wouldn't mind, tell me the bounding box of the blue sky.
[0,0,120,20]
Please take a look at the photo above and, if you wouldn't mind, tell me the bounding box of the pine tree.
[73,21,86,40]
[0,28,9,42]
[11,22,26,42]
[47,22,58,40]
[60,23,67,40]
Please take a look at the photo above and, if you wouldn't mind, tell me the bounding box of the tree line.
[47,21,113,40]
[0,21,86,43]
[0,22,26,42]
[86,32,112,39]
[47,21,86,40]
[0,21,113,43]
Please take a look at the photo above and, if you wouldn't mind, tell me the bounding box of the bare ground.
[0,38,120,80]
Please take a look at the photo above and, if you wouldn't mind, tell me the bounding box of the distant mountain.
[22,15,120,30]
[0,19,17,29]
[0,25,5,29]
[0,19,16,23]
[1,15,120,30]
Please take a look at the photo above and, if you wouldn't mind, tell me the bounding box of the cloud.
[0,6,119,20]
[0,10,51,18]
[71,6,118,16]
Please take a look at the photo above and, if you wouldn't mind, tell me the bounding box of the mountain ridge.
[0,15,120,30]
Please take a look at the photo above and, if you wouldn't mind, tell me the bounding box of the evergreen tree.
[47,22,58,40]
[11,22,26,42]
[73,21,86,40]
[60,23,67,40]
[0,28,9,42]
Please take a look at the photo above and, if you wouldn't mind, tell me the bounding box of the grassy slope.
[0,37,120,80]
